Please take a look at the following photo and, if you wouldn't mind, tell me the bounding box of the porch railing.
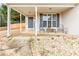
[39,24,68,34]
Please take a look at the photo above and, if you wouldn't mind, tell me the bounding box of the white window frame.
[40,13,59,30]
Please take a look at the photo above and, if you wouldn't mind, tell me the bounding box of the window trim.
[40,13,59,29]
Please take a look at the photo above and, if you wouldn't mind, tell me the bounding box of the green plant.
[0,4,7,27]
[0,4,25,27]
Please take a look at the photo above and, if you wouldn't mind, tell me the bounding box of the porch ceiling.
[12,7,73,16]
[8,4,75,16]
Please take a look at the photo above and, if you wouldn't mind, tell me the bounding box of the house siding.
[62,4,79,35]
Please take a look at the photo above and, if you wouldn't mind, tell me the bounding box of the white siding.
[62,5,79,35]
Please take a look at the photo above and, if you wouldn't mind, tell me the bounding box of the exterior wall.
[25,13,62,32]
[24,16,39,32]
[59,13,63,28]
[62,5,79,35]
[25,14,41,32]
[25,17,35,31]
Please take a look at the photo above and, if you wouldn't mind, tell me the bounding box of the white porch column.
[35,6,38,39]
[20,13,22,32]
[59,13,63,28]
[25,16,28,30]
[7,6,11,37]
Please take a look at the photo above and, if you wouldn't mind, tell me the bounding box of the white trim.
[25,16,28,30]
[59,13,63,28]
[8,4,75,7]
[7,5,26,16]
[11,8,26,16]
[20,13,22,32]
[37,15,40,32]
[7,6,11,37]
[35,6,38,38]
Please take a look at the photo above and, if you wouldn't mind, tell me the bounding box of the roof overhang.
[6,3,76,16]
[7,3,76,7]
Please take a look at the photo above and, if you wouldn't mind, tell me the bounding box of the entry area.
[6,4,74,36]
[28,17,35,31]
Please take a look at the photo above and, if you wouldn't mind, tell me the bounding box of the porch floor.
[11,30,66,37]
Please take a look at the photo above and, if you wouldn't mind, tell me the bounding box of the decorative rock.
[7,36,31,48]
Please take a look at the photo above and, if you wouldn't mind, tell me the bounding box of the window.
[43,21,47,27]
[48,21,51,27]
[43,14,48,21]
[53,21,56,27]
[52,14,57,27]
[53,14,57,21]
[28,17,33,28]
[40,14,59,28]
[48,14,51,21]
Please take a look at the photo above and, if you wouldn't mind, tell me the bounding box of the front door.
[28,17,34,30]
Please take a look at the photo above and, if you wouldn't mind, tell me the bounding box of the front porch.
[1,3,79,56]
[6,3,75,37]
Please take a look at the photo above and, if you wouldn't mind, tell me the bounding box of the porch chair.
[56,24,68,34]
